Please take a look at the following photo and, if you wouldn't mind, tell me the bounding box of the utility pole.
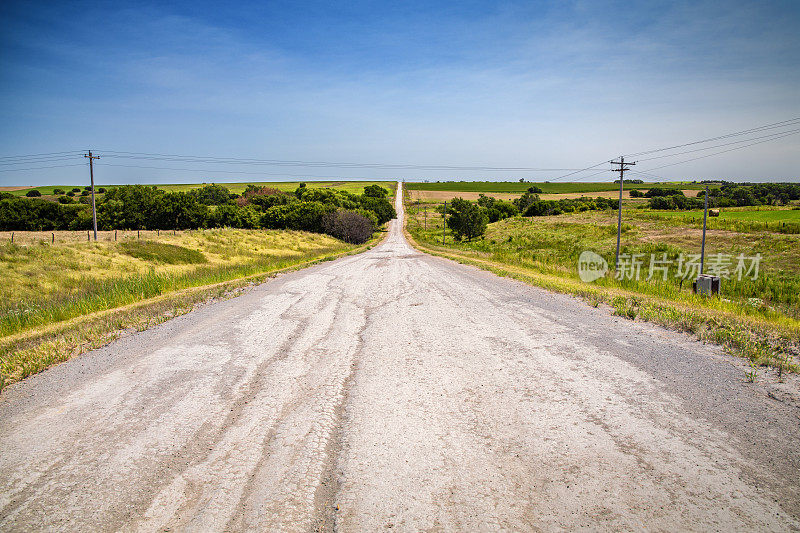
[442,200,447,245]
[84,150,100,241]
[611,156,636,268]
[700,186,709,274]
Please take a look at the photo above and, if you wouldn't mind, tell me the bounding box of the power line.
[638,128,800,173]
[0,163,87,172]
[551,117,800,183]
[97,150,582,172]
[548,160,612,182]
[0,156,85,166]
[624,117,800,158]
[635,128,800,162]
[0,150,83,161]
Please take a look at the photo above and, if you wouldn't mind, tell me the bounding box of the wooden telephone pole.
[700,186,709,274]
[442,200,447,244]
[84,151,100,241]
[611,156,636,267]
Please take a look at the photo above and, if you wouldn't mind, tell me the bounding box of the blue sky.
[1,0,798,185]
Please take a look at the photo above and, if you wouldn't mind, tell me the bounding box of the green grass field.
[404,181,709,194]
[7,180,395,197]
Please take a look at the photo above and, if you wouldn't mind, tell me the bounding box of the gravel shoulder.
[1,182,798,531]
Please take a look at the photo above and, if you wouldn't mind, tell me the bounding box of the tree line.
[633,183,800,210]
[0,183,395,244]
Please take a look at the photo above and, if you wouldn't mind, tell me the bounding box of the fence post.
[138,230,140,239]
[11,232,13,243]
[52,233,54,244]
[87,231,90,241]
[115,230,117,241]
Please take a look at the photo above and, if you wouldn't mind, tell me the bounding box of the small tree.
[363,184,389,198]
[321,210,375,244]
[446,197,487,242]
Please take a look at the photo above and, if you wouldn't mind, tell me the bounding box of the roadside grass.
[405,196,799,374]
[0,228,382,389]
[404,181,708,194]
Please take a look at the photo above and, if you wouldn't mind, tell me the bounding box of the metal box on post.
[693,274,720,296]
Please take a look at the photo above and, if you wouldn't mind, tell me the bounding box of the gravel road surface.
[1,182,799,531]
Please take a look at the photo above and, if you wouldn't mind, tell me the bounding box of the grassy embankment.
[405,190,799,377]
[0,228,380,390]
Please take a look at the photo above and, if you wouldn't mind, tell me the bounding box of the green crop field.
[8,180,395,197]
[404,181,709,194]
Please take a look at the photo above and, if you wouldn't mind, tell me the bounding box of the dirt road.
[1,183,799,531]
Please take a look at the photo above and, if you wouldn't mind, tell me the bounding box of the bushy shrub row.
[646,183,800,210]
[513,190,618,216]
[0,183,395,244]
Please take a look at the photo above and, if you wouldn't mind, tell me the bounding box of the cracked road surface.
[1,182,799,531]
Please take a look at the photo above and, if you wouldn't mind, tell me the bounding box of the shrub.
[446,197,488,241]
[239,186,291,209]
[189,184,233,205]
[358,196,396,225]
[0,198,86,230]
[514,191,540,213]
[58,196,74,204]
[363,184,389,198]
[321,210,375,243]
[80,190,90,196]
[71,188,81,193]
[645,188,685,198]
[67,191,76,197]
[52,188,65,195]
[25,190,42,197]
[261,201,334,232]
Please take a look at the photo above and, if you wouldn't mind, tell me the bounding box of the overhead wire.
[623,117,800,158]
[1,118,798,182]
[637,128,800,173]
